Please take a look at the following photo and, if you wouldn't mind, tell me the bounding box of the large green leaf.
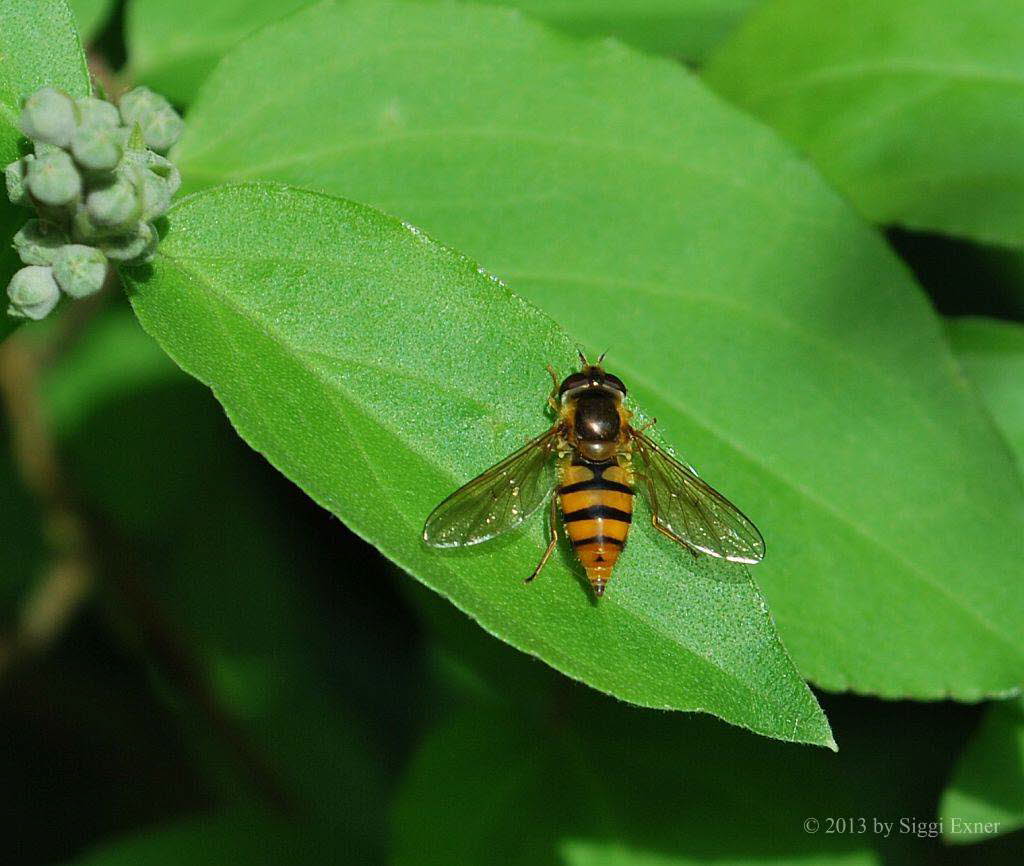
[71,813,341,865]
[397,705,885,866]
[0,0,90,293]
[457,0,762,61]
[125,0,312,105]
[704,0,1024,247]
[122,183,830,746]
[393,595,975,866]
[172,0,1024,699]
[125,0,759,107]
[937,318,1024,845]
[939,697,1024,844]
[559,844,870,866]
[947,317,1024,478]
[0,0,89,136]
[69,0,114,41]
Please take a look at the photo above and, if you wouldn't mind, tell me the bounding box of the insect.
[423,353,764,597]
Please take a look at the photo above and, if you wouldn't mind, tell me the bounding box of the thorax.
[560,388,632,463]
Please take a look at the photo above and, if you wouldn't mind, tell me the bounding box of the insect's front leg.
[525,496,560,583]
[545,364,560,412]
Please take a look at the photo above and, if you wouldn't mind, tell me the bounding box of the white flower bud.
[119,87,183,153]
[70,124,123,171]
[86,176,141,227]
[26,149,82,206]
[19,88,76,147]
[13,219,69,265]
[146,151,181,195]
[138,169,171,221]
[5,157,32,206]
[101,221,155,261]
[6,266,60,319]
[75,97,120,130]
[52,244,108,298]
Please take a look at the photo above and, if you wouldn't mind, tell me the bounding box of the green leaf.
[42,303,180,434]
[125,0,312,105]
[939,698,1024,843]
[947,317,1024,479]
[704,0,1024,247]
[72,813,341,865]
[394,603,972,866]
[0,0,90,290]
[399,593,993,865]
[39,304,191,537]
[394,704,873,866]
[69,0,114,42]
[0,0,89,124]
[449,0,763,62]
[125,0,757,109]
[122,183,830,747]
[559,840,876,866]
[173,0,1024,699]
[937,319,1024,845]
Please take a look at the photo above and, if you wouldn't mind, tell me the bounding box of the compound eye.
[604,373,627,396]
[558,372,589,395]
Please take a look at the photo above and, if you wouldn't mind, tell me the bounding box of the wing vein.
[423,427,559,548]
[631,428,765,564]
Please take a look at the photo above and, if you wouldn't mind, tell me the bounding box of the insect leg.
[525,496,559,583]
[649,513,700,558]
[634,417,657,434]
[546,364,560,411]
[637,470,700,558]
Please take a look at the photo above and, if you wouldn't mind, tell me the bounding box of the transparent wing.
[631,428,765,564]
[423,427,559,548]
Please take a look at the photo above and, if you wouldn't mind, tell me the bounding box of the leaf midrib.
[183,126,793,216]
[734,58,1024,106]
[503,268,958,450]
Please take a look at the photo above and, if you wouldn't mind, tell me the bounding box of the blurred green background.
[2,0,1024,864]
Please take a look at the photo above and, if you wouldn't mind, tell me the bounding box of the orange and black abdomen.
[558,456,634,596]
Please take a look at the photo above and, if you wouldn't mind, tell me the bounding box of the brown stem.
[0,275,118,663]
[87,48,127,102]
[0,333,95,669]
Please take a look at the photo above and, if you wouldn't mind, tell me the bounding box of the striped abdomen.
[558,457,634,596]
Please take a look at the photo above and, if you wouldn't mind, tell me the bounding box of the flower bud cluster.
[5,86,183,319]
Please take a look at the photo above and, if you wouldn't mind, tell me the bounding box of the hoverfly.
[423,354,764,597]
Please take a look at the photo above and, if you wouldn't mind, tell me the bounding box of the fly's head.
[557,357,627,406]
[558,355,628,461]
